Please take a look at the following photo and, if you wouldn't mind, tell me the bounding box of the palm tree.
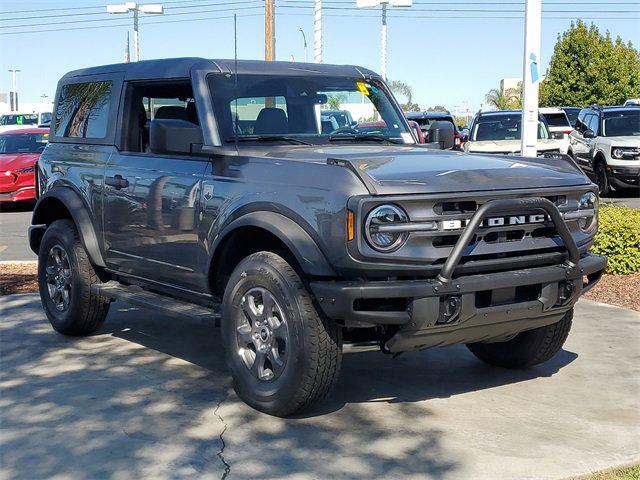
[388,80,420,112]
[485,84,521,110]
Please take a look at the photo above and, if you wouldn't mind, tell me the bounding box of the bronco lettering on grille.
[441,214,547,231]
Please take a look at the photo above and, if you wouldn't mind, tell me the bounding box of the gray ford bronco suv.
[30,58,606,416]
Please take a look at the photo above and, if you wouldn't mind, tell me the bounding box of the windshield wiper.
[328,133,404,145]
[226,135,313,146]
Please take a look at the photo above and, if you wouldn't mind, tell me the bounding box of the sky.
[1,0,639,115]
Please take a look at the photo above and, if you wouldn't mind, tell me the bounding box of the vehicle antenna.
[234,13,239,154]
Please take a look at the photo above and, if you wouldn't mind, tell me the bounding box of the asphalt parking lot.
[1,294,638,480]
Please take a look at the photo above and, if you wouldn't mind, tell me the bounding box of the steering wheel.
[330,126,359,135]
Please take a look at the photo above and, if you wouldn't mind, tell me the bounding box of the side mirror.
[150,119,203,155]
[583,129,595,139]
[427,121,455,150]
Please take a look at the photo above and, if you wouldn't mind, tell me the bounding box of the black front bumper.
[310,197,607,353]
[609,166,639,188]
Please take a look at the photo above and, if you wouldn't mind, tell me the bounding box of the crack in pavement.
[214,394,231,480]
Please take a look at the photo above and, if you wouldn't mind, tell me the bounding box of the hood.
[465,139,562,154]
[0,125,34,134]
[598,136,640,147]
[0,153,39,171]
[265,145,590,195]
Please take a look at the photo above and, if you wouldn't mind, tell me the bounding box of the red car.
[355,120,426,143]
[0,128,49,204]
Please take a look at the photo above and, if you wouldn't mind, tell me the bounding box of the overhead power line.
[0,11,263,36]
[1,3,264,29]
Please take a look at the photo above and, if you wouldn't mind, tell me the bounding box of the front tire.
[38,219,110,336]
[595,162,612,196]
[466,309,573,369]
[221,252,342,417]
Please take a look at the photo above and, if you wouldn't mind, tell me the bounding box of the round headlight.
[578,191,598,232]
[612,148,625,159]
[365,204,409,252]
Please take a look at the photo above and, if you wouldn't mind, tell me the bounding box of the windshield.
[0,114,38,126]
[562,108,581,126]
[209,74,413,144]
[543,112,570,128]
[603,110,640,137]
[0,132,49,154]
[471,114,550,141]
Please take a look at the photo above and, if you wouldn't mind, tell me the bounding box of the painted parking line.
[0,245,7,253]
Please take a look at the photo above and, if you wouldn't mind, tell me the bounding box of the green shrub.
[591,205,640,275]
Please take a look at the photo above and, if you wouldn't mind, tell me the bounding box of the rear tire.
[466,309,572,369]
[38,219,110,336]
[221,251,342,417]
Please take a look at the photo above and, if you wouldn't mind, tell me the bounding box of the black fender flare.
[30,187,106,267]
[212,211,336,277]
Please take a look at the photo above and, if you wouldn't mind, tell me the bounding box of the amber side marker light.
[347,210,355,241]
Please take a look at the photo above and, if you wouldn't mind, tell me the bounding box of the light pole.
[8,69,20,112]
[107,3,164,62]
[314,0,322,63]
[520,0,542,157]
[356,0,412,80]
[298,27,308,62]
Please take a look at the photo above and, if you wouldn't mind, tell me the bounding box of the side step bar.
[92,281,220,324]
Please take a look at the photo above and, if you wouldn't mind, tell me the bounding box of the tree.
[426,105,448,113]
[540,20,640,107]
[485,85,521,110]
[326,93,347,110]
[388,80,420,112]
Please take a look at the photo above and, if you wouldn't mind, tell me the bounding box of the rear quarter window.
[543,113,570,127]
[54,81,113,139]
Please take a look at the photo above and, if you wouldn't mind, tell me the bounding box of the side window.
[122,80,197,153]
[54,81,112,139]
[576,111,587,133]
[230,96,287,135]
[587,114,600,135]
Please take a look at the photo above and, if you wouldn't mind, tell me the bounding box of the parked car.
[560,107,582,128]
[464,110,565,157]
[539,107,572,153]
[0,127,49,204]
[569,105,640,195]
[320,109,356,133]
[405,111,463,149]
[0,112,52,133]
[624,99,640,107]
[30,58,605,417]
[357,120,425,143]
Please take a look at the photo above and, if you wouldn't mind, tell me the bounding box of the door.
[572,113,594,168]
[102,80,209,291]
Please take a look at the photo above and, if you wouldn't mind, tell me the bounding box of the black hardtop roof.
[60,57,379,82]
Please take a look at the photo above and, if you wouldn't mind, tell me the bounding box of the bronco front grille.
[354,188,590,268]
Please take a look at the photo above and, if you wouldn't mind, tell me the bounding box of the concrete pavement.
[1,294,638,480]
[0,205,35,262]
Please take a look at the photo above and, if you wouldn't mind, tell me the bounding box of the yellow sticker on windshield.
[356,82,370,96]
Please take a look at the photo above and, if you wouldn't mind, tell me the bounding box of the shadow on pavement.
[0,295,577,479]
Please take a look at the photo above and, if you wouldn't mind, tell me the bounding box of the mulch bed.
[0,262,38,296]
[1,261,639,312]
[584,272,640,312]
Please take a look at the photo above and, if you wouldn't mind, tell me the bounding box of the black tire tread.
[227,252,342,416]
[466,309,573,369]
[257,252,342,415]
[39,219,110,336]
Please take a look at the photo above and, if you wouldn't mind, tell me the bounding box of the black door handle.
[105,174,129,190]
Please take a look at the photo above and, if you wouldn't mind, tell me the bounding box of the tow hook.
[556,280,576,306]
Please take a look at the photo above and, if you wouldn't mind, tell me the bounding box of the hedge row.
[590,205,640,275]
